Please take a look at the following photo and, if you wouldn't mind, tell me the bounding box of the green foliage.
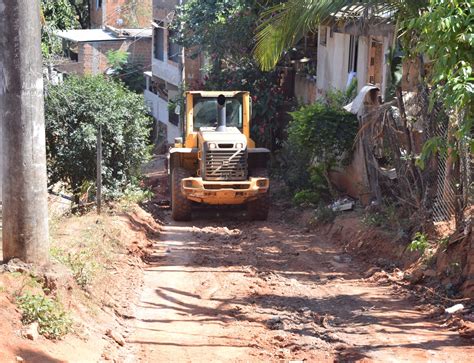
[17,293,72,339]
[45,76,152,200]
[106,50,146,93]
[51,248,98,288]
[407,0,473,151]
[41,0,79,58]
[408,232,430,253]
[172,0,255,62]
[407,0,473,112]
[361,202,406,230]
[171,0,293,150]
[293,190,320,206]
[314,205,337,224]
[276,90,357,204]
[362,211,387,228]
[120,184,154,211]
[287,94,358,166]
[106,50,129,69]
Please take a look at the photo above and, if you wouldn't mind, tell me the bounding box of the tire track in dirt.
[123,206,472,362]
[120,157,472,362]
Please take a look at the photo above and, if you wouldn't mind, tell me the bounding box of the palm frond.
[253,0,425,71]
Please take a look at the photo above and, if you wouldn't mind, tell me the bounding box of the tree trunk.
[0,0,50,264]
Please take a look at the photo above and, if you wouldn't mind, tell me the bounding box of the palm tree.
[253,0,425,71]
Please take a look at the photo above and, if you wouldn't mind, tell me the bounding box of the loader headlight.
[208,143,217,149]
[257,179,267,187]
[236,143,244,149]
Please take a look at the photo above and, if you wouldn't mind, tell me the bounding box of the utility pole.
[0,0,50,264]
[96,125,102,215]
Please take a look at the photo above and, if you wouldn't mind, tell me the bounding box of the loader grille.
[204,149,248,181]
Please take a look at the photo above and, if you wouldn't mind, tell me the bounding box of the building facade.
[290,9,394,105]
[315,24,393,101]
[144,0,204,145]
[90,0,152,29]
[56,28,152,76]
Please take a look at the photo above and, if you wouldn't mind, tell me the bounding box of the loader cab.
[192,96,243,130]
[181,91,256,149]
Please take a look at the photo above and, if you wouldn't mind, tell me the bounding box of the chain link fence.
[367,87,472,225]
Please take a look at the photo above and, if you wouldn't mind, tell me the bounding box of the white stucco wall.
[380,36,391,101]
[152,59,181,86]
[317,29,352,94]
[144,89,180,144]
[317,26,390,98]
[356,36,369,93]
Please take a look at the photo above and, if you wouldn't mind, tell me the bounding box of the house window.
[319,26,327,46]
[168,29,182,63]
[96,0,102,9]
[348,35,358,73]
[153,24,164,61]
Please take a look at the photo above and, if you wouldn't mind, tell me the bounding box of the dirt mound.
[0,204,161,362]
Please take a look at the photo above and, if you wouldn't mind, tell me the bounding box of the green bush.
[314,205,337,224]
[293,190,320,206]
[362,211,386,227]
[287,97,358,167]
[278,91,358,204]
[51,248,98,288]
[17,293,72,339]
[408,232,430,253]
[45,75,152,201]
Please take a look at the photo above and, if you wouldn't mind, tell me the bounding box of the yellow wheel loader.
[167,91,270,221]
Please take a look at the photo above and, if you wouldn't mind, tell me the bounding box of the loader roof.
[186,91,249,98]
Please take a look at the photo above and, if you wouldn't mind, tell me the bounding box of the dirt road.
[124,204,472,362]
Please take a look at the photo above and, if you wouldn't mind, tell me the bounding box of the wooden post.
[96,125,102,215]
[0,0,50,264]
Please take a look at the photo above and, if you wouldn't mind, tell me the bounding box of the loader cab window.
[193,97,242,131]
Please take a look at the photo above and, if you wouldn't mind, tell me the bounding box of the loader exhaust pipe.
[216,94,226,132]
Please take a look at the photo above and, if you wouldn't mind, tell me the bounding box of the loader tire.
[171,167,192,221]
[247,168,270,221]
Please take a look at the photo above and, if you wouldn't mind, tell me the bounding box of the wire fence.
[370,87,472,225]
[431,121,454,221]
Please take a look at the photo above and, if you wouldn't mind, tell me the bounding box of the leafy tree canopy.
[106,50,146,93]
[171,0,256,63]
[407,0,473,149]
[41,0,89,58]
[45,76,152,199]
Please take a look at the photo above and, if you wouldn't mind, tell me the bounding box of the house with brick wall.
[55,27,152,76]
[90,0,152,29]
[144,0,204,145]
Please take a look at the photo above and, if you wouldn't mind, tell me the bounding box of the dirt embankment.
[319,211,473,300]
[0,204,160,363]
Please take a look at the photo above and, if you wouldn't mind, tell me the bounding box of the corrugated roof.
[119,28,152,38]
[55,29,125,42]
[55,28,152,43]
[187,91,248,98]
